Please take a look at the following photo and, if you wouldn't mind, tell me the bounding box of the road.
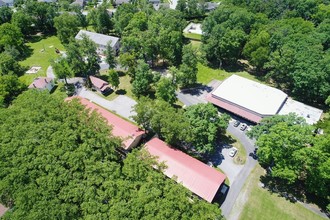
[221,122,257,218]
[78,88,137,120]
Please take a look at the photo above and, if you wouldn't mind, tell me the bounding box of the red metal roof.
[206,94,262,123]
[67,97,145,150]
[90,76,110,92]
[28,77,53,89]
[145,138,226,203]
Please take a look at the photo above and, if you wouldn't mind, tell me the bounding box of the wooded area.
[0,91,223,219]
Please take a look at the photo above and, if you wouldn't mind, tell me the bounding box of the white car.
[229,147,238,157]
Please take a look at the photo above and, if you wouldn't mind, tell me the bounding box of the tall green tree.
[11,11,35,36]
[0,23,24,53]
[54,12,80,44]
[51,57,72,85]
[131,60,153,97]
[178,44,198,87]
[108,69,120,90]
[0,7,12,25]
[0,74,26,107]
[105,41,116,69]
[155,77,177,105]
[184,103,229,154]
[79,34,100,82]
[0,53,24,76]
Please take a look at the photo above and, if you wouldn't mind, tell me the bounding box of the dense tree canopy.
[184,103,230,154]
[54,12,80,44]
[119,8,185,66]
[0,23,24,53]
[249,114,330,208]
[202,1,330,105]
[0,7,12,25]
[0,91,223,219]
[133,99,229,153]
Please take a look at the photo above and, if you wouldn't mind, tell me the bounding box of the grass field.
[184,33,202,41]
[197,62,262,85]
[238,165,326,220]
[19,36,64,85]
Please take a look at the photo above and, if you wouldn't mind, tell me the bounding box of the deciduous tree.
[108,69,120,89]
[184,103,229,154]
[155,77,177,105]
[54,12,80,44]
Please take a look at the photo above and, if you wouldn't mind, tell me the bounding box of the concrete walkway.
[78,88,137,120]
[46,66,55,79]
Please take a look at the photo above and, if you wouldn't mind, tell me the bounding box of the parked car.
[240,123,247,131]
[233,120,240,127]
[229,147,238,157]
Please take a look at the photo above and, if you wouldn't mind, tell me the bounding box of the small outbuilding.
[90,76,111,94]
[145,138,227,203]
[28,77,55,92]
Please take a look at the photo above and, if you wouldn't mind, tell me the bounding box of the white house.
[75,30,120,55]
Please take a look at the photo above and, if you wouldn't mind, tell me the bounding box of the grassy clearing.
[238,165,326,220]
[19,36,64,86]
[184,33,202,41]
[225,131,246,165]
[197,62,262,85]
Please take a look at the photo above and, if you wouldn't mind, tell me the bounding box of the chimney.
[33,84,36,88]
[44,79,48,83]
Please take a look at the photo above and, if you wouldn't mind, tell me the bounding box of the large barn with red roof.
[68,97,145,150]
[145,138,227,203]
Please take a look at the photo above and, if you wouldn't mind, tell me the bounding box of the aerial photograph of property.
[0,0,329,219]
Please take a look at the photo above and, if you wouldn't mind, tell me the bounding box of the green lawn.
[238,165,326,220]
[19,36,64,85]
[184,33,202,41]
[197,62,262,85]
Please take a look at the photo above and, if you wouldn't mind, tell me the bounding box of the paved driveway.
[176,80,221,106]
[78,88,137,120]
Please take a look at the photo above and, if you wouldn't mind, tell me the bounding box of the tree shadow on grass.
[98,75,109,82]
[117,70,126,77]
[115,89,126,95]
[19,45,33,61]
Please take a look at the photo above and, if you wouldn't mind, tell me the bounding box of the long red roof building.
[145,138,226,203]
[68,97,145,150]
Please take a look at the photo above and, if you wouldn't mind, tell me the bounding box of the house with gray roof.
[75,30,120,55]
[0,0,13,6]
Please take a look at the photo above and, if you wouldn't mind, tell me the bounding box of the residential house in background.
[113,0,129,6]
[70,0,85,8]
[204,2,220,11]
[75,30,120,55]
[0,0,14,6]
[28,77,55,92]
[90,76,112,94]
